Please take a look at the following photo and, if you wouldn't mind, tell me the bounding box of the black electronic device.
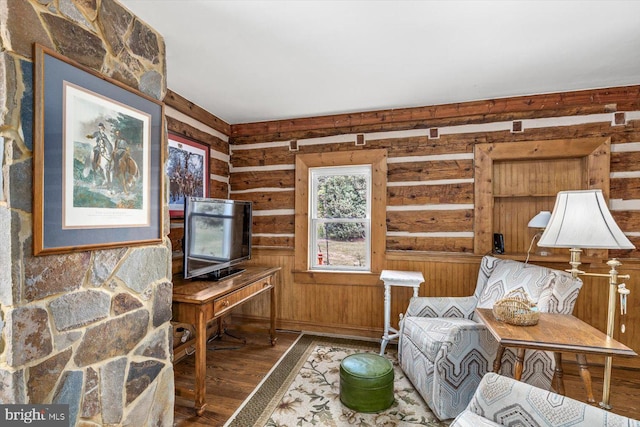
[183,197,252,281]
[493,233,505,254]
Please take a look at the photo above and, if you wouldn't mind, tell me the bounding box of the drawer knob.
[222,300,230,307]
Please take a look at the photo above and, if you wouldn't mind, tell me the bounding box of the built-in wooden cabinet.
[474,137,611,260]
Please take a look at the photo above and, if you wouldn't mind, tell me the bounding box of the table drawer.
[214,277,272,315]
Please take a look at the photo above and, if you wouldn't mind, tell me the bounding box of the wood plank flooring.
[173,327,640,426]
[173,327,299,427]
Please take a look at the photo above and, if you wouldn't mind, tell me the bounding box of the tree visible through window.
[310,166,371,271]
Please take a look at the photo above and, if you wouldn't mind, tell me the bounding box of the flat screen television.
[183,197,252,281]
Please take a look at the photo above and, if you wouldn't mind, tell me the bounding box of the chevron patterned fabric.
[398,256,583,420]
[451,372,640,426]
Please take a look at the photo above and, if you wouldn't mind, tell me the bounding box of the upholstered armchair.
[397,255,583,420]
[451,372,640,426]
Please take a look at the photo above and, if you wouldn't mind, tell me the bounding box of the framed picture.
[33,45,164,255]
[167,133,210,218]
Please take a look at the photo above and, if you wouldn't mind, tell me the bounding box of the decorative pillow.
[476,259,555,309]
[536,271,583,314]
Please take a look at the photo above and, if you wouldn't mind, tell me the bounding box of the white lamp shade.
[528,211,551,228]
[538,190,634,249]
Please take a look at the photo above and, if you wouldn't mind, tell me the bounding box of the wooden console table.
[476,308,637,403]
[172,266,280,415]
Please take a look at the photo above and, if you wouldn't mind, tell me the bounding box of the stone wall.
[0,1,174,426]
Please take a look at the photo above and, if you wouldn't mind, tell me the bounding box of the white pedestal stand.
[379,269,424,355]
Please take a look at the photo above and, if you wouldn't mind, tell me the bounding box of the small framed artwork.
[167,133,210,218]
[33,45,164,255]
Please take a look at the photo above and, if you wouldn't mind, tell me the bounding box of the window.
[310,165,371,271]
[294,149,387,285]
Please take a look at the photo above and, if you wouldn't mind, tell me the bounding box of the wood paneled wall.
[225,86,640,368]
[164,90,231,258]
[237,249,481,336]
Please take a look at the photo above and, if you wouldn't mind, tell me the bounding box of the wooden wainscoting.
[234,248,640,370]
[236,248,481,338]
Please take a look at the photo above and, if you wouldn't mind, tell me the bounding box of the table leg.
[380,283,391,355]
[514,348,525,380]
[216,317,223,338]
[576,353,596,403]
[195,307,207,416]
[553,352,565,395]
[270,285,277,346]
[493,346,505,373]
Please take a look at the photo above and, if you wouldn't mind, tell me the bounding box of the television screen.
[183,197,252,280]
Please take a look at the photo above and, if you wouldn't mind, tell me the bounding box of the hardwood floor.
[172,326,640,426]
[561,362,640,420]
[173,327,300,427]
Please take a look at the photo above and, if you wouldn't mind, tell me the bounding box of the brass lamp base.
[566,249,630,410]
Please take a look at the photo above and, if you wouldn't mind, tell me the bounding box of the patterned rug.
[226,334,450,427]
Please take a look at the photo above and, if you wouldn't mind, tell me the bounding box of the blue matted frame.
[33,44,164,255]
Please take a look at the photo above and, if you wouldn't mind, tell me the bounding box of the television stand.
[172,266,280,416]
[201,267,245,281]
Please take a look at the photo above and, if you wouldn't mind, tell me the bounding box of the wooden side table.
[475,308,637,403]
[172,266,280,415]
[379,269,424,355]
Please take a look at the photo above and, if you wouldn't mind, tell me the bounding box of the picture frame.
[33,45,164,255]
[167,133,210,218]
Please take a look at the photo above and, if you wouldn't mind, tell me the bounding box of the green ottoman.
[339,353,394,412]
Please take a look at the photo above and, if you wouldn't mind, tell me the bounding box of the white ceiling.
[119,0,640,125]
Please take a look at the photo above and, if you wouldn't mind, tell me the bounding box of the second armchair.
[397,255,583,420]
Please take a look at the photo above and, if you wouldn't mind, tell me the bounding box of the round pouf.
[339,353,394,412]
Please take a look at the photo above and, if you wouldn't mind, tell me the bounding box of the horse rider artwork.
[83,122,139,194]
[84,122,114,187]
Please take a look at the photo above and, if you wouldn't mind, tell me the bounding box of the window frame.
[294,149,387,285]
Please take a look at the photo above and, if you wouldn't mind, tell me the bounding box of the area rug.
[226,334,450,427]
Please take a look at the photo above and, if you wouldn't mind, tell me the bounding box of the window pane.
[308,164,375,272]
[312,170,369,220]
[312,222,368,270]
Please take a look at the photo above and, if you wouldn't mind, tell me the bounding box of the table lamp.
[526,210,552,262]
[537,189,635,409]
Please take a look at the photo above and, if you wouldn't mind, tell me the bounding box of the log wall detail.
[231,110,640,255]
